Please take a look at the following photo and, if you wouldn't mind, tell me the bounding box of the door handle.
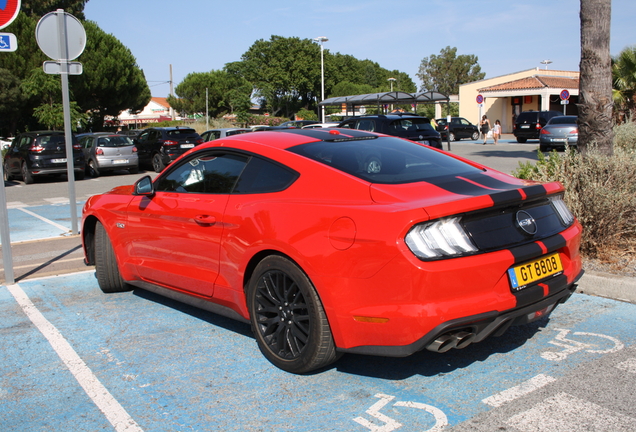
[194,214,216,225]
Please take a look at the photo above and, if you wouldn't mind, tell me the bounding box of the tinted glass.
[234,157,298,193]
[289,136,482,184]
[155,152,248,193]
[548,116,577,125]
[166,129,197,138]
[390,118,434,133]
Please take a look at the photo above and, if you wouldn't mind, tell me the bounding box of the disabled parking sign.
[0,32,17,51]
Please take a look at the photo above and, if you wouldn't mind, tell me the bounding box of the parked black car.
[338,114,442,148]
[435,117,480,141]
[513,111,562,143]
[134,127,203,172]
[3,131,85,184]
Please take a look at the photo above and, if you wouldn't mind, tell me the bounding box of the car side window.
[138,131,150,143]
[357,119,376,132]
[155,152,248,194]
[234,157,298,194]
[339,121,354,129]
[19,136,32,150]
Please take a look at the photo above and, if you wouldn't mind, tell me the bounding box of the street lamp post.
[314,36,328,123]
[388,77,396,92]
[540,59,552,70]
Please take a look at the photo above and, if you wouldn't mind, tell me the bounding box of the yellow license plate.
[508,253,563,291]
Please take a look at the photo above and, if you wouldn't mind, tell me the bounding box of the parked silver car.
[77,133,139,177]
[200,128,251,142]
[539,116,578,152]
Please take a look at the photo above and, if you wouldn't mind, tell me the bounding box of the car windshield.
[97,136,133,147]
[548,116,577,125]
[288,136,482,184]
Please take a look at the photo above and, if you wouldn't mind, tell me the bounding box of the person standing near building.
[492,119,502,144]
[480,115,491,144]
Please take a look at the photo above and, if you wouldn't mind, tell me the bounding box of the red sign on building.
[0,0,21,30]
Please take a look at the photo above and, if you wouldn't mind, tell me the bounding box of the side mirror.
[133,175,154,196]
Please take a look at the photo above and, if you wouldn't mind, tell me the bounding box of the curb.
[576,271,636,304]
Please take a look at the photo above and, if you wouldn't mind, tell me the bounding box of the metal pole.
[57,10,78,235]
[320,43,325,123]
[0,162,14,284]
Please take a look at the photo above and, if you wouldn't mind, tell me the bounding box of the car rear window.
[548,116,577,125]
[97,136,133,147]
[38,135,66,147]
[288,136,482,184]
[166,129,197,138]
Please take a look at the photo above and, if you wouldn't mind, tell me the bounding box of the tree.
[612,45,636,122]
[416,46,485,96]
[578,0,614,155]
[0,69,25,135]
[168,70,252,118]
[71,21,151,130]
[20,0,89,20]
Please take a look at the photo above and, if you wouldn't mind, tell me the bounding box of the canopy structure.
[318,90,450,114]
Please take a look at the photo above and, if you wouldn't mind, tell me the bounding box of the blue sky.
[84,0,636,97]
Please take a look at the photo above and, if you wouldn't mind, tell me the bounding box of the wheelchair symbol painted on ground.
[541,328,624,361]
[354,393,448,432]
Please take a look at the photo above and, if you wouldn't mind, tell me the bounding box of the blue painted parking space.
[2,271,634,431]
[7,202,84,242]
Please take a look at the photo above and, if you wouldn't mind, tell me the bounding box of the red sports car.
[81,128,583,374]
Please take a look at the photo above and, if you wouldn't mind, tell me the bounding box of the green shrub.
[514,146,636,259]
[614,120,636,153]
[295,109,318,121]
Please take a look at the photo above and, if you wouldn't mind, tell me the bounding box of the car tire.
[88,160,100,177]
[21,162,34,184]
[4,162,12,182]
[517,137,527,143]
[471,131,479,141]
[152,153,165,173]
[75,170,85,180]
[94,221,132,293]
[247,255,339,374]
[449,132,457,141]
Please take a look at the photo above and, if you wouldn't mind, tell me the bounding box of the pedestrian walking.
[493,119,501,144]
[480,115,491,144]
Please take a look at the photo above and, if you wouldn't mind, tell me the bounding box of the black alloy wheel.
[3,162,12,181]
[152,153,165,172]
[94,221,133,293]
[21,162,34,184]
[247,255,339,374]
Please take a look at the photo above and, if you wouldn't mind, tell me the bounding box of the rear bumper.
[338,270,582,357]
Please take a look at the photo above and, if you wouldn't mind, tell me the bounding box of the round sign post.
[0,0,21,284]
[36,10,86,235]
[560,89,570,114]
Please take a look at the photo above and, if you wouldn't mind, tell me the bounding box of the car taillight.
[163,140,178,146]
[73,143,82,150]
[569,129,578,134]
[405,217,477,260]
[196,138,203,144]
[96,148,104,155]
[540,129,550,135]
[132,146,138,152]
[549,195,575,226]
[29,144,45,153]
[536,123,542,129]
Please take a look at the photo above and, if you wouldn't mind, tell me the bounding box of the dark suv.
[338,114,442,148]
[134,127,204,172]
[435,117,480,141]
[513,111,562,143]
[3,131,85,184]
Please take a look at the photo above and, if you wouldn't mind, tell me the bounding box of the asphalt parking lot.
[1,139,635,431]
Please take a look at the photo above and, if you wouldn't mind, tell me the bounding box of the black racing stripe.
[464,173,522,190]
[426,176,494,196]
[513,285,544,308]
[490,190,524,206]
[541,234,567,254]
[543,274,569,297]
[510,243,545,264]
[522,184,549,200]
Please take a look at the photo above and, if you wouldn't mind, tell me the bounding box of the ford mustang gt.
[82,128,583,374]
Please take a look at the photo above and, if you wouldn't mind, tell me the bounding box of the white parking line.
[17,207,70,232]
[5,283,143,432]
[482,374,556,407]
[616,358,636,374]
